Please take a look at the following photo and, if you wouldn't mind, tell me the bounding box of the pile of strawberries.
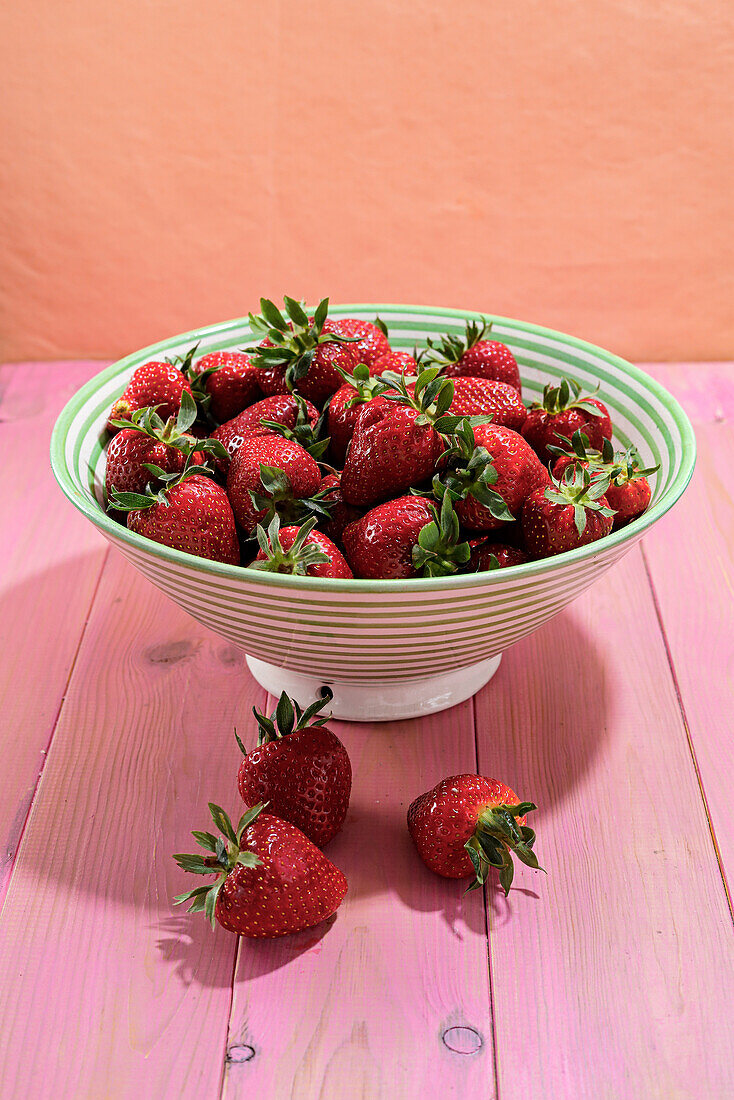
[105,298,656,578]
[175,689,541,937]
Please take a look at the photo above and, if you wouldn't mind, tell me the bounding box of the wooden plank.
[221,701,496,1100]
[0,551,268,1098]
[0,361,108,902]
[640,361,734,896]
[475,545,734,1099]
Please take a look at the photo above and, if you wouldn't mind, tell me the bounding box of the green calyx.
[259,395,331,460]
[432,418,514,523]
[337,362,390,408]
[411,493,471,577]
[418,316,492,369]
[246,686,334,747]
[532,376,605,418]
[248,463,334,528]
[106,441,223,514]
[380,365,492,439]
[249,514,330,576]
[544,464,616,536]
[464,801,543,895]
[172,802,265,928]
[247,296,358,391]
[547,430,659,488]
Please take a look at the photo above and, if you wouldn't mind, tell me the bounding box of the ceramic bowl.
[50,305,695,721]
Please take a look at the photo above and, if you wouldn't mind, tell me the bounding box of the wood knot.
[144,640,196,664]
[226,1044,256,1063]
[442,1026,483,1055]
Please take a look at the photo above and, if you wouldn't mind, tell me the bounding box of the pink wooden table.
[0,361,732,1099]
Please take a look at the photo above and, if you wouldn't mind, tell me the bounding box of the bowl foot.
[245,654,503,723]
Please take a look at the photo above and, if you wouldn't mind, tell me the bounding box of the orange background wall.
[1,1,732,364]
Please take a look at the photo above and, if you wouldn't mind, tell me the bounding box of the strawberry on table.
[420,317,522,392]
[236,688,352,847]
[436,420,550,532]
[107,358,194,433]
[324,316,390,367]
[408,774,543,895]
[248,297,360,405]
[521,465,615,559]
[212,394,321,473]
[522,377,612,464]
[226,435,324,534]
[109,456,240,564]
[250,516,353,578]
[189,350,261,423]
[173,801,347,937]
[326,363,391,465]
[343,494,470,580]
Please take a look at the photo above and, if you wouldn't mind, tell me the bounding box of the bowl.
[50,305,695,721]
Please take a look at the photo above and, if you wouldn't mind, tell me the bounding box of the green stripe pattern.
[50,305,696,684]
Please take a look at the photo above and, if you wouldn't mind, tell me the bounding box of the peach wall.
[1,0,732,363]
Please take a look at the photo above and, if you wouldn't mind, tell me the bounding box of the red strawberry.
[449,377,527,432]
[237,688,351,847]
[109,465,240,564]
[550,431,656,529]
[249,297,359,405]
[212,394,320,473]
[342,494,469,579]
[173,802,347,937]
[469,541,528,571]
[408,774,542,894]
[191,350,261,422]
[340,404,444,506]
[325,316,390,367]
[318,474,362,543]
[521,377,612,464]
[251,516,353,578]
[371,349,418,377]
[438,421,550,532]
[521,465,615,559]
[326,364,391,465]
[107,361,193,432]
[226,435,323,534]
[421,317,522,392]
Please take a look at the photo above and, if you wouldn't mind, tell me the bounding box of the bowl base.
[245,654,503,722]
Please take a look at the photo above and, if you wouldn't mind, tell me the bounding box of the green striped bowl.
[50,305,695,721]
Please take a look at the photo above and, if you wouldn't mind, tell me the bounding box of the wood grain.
[474,545,734,1099]
[0,361,108,901]
[642,362,734,897]
[0,552,267,1098]
[222,700,496,1100]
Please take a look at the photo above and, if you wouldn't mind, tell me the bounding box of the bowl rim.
[50,302,697,593]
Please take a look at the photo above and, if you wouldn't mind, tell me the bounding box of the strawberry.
[248,297,359,405]
[343,494,470,579]
[226,435,324,534]
[448,377,528,432]
[212,394,320,473]
[236,688,351,847]
[549,431,656,528]
[325,316,390,367]
[318,473,363,543]
[421,317,522,392]
[521,377,612,464]
[108,459,240,564]
[107,360,193,433]
[190,350,261,423]
[469,540,528,571]
[436,421,550,532]
[521,465,615,559]
[251,516,353,578]
[326,364,391,464]
[370,349,418,377]
[407,774,542,894]
[173,801,347,937]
